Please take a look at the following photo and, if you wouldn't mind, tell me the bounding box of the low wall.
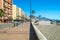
[32,22,47,40]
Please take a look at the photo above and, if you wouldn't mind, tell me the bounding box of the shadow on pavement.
[29,23,39,40]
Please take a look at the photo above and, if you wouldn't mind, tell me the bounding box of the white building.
[12,5,27,20]
[12,5,19,20]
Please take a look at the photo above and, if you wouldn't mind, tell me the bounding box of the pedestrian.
[14,23,15,27]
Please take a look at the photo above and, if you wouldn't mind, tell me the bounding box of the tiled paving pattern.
[0,22,30,40]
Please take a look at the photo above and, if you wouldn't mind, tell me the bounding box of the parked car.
[34,20,39,25]
[56,21,60,25]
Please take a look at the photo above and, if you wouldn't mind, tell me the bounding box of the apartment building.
[12,5,27,20]
[12,5,18,20]
[19,8,26,20]
[18,8,22,20]
[0,0,12,22]
[18,8,28,20]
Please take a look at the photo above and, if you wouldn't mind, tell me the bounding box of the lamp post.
[30,0,31,23]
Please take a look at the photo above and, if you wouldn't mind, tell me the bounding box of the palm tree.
[38,15,41,20]
[30,10,36,22]
[31,10,35,19]
[31,10,35,14]
[0,9,5,17]
[0,9,5,22]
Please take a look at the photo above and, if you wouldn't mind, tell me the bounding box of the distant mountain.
[36,17,60,21]
[40,17,51,21]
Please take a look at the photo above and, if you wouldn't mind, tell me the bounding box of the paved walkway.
[0,22,30,40]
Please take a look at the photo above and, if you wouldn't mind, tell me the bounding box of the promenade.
[0,22,30,40]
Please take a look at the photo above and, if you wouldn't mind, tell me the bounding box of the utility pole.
[30,0,31,23]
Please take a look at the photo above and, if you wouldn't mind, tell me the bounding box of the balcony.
[3,6,12,10]
[4,0,12,5]
[8,12,12,15]
[8,15,12,18]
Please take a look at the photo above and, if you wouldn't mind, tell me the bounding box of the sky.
[13,0,60,20]
[31,0,60,20]
[13,0,30,16]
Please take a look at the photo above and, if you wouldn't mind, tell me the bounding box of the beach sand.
[36,24,60,40]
